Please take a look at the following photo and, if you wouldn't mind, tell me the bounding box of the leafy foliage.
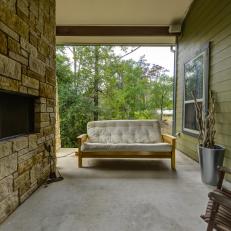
[56,46,173,147]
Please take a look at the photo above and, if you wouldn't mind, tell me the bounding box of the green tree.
[56,45,173,147]
[149,75,173,120]
[56,47,94,147]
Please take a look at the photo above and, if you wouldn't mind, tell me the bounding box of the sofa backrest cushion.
[87,120,162,144]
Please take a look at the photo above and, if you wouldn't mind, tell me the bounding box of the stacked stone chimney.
[0,0,56,222]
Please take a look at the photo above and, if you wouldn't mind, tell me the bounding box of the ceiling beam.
[56,26,178,36]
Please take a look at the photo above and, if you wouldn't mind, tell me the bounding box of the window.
[183,45,209,135]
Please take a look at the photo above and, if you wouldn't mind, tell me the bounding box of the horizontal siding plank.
[211,79,231,93]
[211,56,231,74]
[215,113,231,124]
[180,5,231,51]
[182,0,226,39]
[216,102,231,112]
[184,1,231,40]
[179,133,198,144]
[224,158,231,168]
[179,9,231,54]
[212,30,231,54]
[177,144,198,161]
[216,135,231,149]
[182,0,212,32]
[211,45,231,65]
[210,67,231,84]
[214,91,231,103]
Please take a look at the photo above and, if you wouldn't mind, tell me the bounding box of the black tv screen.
[0,91,35,140]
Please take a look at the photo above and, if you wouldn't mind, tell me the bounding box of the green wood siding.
[176,0,231,172]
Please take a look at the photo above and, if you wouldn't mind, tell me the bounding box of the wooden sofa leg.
[78,154,83,168]
[76,150,83,168]
[171,151,176,170]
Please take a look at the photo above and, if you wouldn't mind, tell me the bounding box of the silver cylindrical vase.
[198,145,225,186]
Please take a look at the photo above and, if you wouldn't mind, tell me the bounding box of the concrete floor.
[0,149,213,231]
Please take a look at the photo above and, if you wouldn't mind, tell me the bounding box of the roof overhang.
[56,0,193,45]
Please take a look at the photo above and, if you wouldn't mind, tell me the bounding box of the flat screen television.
[0,91,35,140]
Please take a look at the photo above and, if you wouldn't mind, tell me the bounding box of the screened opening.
[56,45,175,147]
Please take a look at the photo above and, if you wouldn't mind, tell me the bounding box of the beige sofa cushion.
[81,142,172,152]
[87,120,162,144]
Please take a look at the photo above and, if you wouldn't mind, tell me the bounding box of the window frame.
[182,43,210,137]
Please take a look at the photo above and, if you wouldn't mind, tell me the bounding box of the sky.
[114,46,175,76]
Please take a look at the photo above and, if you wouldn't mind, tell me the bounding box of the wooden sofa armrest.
[77,134,88,147]
[76,134,88,167]
[162,134,176,146]
[162,134,176,170]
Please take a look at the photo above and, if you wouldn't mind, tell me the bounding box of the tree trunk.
[72,46,78,89]
[93,46,99,120]
[160,94,164,121]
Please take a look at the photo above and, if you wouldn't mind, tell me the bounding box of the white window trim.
[183,46,209,136]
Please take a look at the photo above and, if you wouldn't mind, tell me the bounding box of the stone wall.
[0,0,56,222]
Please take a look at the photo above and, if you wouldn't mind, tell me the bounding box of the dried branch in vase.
[192,91,216,148]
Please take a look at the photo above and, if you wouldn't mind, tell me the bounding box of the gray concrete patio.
[0,149,213,231]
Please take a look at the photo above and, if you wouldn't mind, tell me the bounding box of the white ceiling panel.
[56,0,193,26]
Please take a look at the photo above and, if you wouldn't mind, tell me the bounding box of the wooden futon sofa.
[76,120,176,169]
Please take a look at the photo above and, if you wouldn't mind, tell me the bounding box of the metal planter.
[198,145,225,186]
